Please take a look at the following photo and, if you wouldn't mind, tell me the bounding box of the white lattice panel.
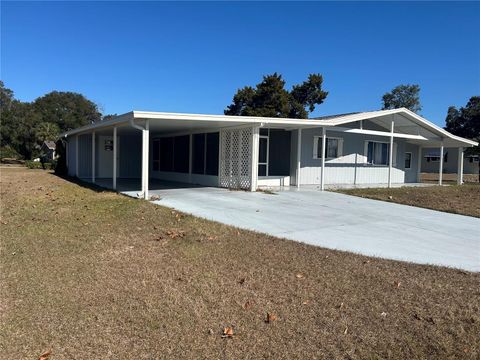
[220,127,253,190]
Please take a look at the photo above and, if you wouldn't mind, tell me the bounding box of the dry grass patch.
[338,184,480,218]
[1,168,479,359]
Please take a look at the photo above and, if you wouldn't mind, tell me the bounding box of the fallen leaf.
[38,349,52,360]
[244,300,254,310]
[344,326,348,335]
[222,326,234,338]
[166,229,186,239]
[266,312,277,323]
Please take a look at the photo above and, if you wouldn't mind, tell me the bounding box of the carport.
[62,111,324,198]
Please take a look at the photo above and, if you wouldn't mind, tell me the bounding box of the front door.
[404,152,416,182]
[98,136,119,178]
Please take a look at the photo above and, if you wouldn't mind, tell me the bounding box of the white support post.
[188,134,193,184]
[417,146,422,183]
[457,147,464,185]
[320,127,326,191]
[296,129,302,188]
[142,120,150,199]
[388,119,394,188]
[439,141,444,185]
[113,126,117,190]
[250,126,259,191]
[75,134,79,178]
[91,131,95,183]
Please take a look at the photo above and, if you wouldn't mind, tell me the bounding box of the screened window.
[205,132,219,175]
[155,136,190,173]
[405,152,412,169]
[153,140,160,171]
[193,132,219,176]
[258,130,269,176]
[173,135,189,173]
[192,133,206,174]
[313,137,342,159]
[159,137,174,171]
[367,141,389,165]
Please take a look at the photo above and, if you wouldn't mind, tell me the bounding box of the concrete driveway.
[125,186,480,272]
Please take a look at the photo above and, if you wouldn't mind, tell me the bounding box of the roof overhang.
[60,108,478,148]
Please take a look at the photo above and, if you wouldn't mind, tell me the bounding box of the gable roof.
[42,141,56,150]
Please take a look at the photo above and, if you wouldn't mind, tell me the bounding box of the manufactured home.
[60,108,478,199]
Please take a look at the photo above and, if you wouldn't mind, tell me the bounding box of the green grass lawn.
[1,168,479,359]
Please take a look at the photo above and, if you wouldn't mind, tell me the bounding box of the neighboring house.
[421,148,479,175]
[60,108,478,199]
[41,141,57,161]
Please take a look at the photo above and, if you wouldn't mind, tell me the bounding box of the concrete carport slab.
[123,186,479,272]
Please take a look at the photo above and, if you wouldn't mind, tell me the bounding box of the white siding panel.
[300,166,404,185]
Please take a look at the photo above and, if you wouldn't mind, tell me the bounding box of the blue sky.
[1,1,479,126]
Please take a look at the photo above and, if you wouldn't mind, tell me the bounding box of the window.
[192,132,219,176]
[155,136,190,173]
[366,141,390,165]
[192,133,205,174]
[205,132,219,175]
[159,137,174,171]
[173,135,189,173]
[405,152,412,169]
[313,136,343,159]
[153,140,160,171]
[425,152,448,163]
[258,129,269,176]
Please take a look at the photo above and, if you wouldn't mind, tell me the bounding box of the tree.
[33,91,101,132]
[445,96,480,180]
[382,84,422,113]
[35,122,61,143]
[225,73,328,118]
[0,83,103,159]
[0,81,14,113]
[102,114,118,121]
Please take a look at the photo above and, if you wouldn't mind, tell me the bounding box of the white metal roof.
[60,108,478,147]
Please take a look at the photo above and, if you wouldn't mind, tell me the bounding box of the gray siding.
[119,135,141,178]
[421,147,479,175]
[297,128,421,185]
[78,134,92,178]
[67,136,77,176]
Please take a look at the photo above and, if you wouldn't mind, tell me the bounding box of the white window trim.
[404,152,412,169]
[364,140,397,167]
[258,129,269,177]
[313,136,343,160]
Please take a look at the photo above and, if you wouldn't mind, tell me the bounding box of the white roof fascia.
[322,108,478,147]
[60,112,134,137]
[132,110,332,127]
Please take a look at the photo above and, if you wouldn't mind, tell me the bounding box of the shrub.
[25,160,54,170]
[0,145,22,160]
